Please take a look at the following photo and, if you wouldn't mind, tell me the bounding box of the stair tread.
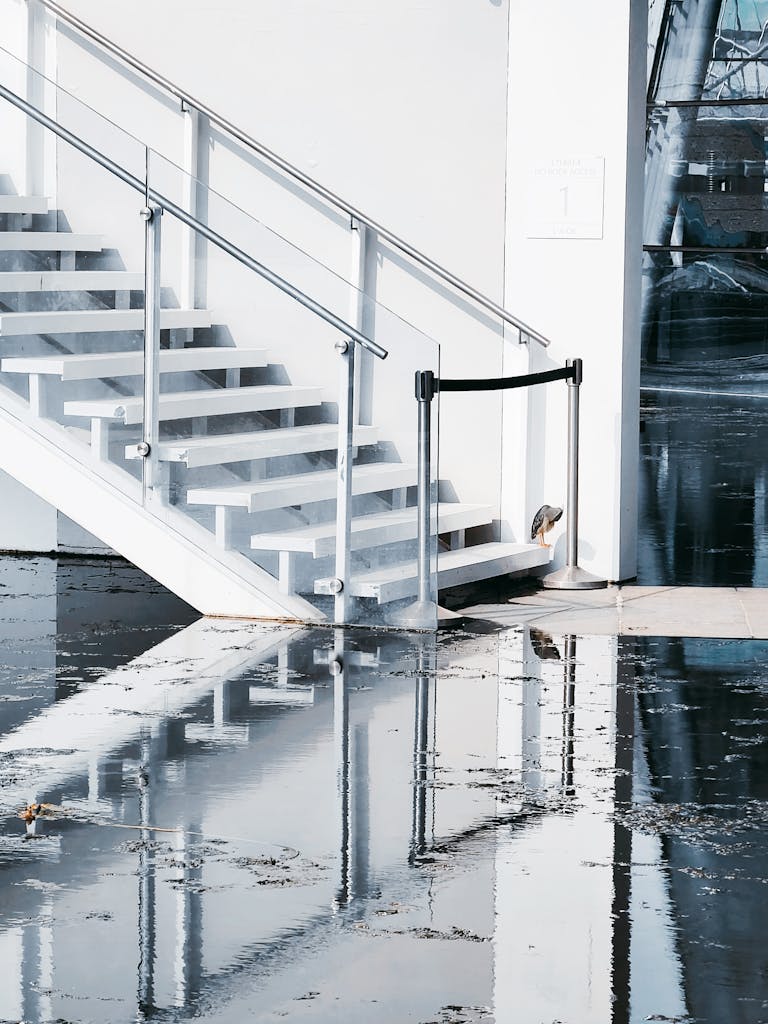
[2,346,267,379]
[64,384,323,424]
[251,502,495,556]
[157,423,378,467]
[340,542,551,602]
[0,196,49,214]
[0,271,145,292]
[354,542,543,582]
[0,308,212,335]
[188,462,414,513]
[0,231,103,251]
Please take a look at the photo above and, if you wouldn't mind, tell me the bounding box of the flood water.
[639,365,768,587]
[1,557,768,1022]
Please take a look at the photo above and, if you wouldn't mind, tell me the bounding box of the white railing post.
[332,338,355,623]
[180,101,200,315]
[329,218,369,622]
[140,202,162,499]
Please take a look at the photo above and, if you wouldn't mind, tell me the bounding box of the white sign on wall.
[526,156,605,239]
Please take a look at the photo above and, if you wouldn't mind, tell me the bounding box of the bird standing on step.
[530,504,563,547]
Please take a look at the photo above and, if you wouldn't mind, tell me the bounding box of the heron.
[530,504,563,548]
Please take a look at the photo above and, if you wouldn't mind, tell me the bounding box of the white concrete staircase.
[0,191,550,622]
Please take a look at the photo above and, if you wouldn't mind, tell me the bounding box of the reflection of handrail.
[34,0,551,349]
[0,80,388,361]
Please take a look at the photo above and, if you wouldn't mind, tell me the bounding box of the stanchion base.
[541,565,608,590]
[389,599,439,631]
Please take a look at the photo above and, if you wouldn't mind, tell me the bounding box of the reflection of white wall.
[494,634,619,1022]
[630,699,688,1022]
[0,929,24,1022]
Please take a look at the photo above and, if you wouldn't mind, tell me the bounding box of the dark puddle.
[0,558,767,1021]
[639,384,768,586]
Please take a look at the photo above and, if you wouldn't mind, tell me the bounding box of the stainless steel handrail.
[35,0,551,349]
[0,81,387,360]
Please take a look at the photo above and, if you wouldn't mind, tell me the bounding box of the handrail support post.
[333,338,356,623]
[141,202,162,501]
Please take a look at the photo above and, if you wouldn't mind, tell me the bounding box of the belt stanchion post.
[391,369,438,630]
[542,358,606,590]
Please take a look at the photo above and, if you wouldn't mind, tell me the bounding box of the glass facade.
[645,1,768,365]
[641,1,768,588]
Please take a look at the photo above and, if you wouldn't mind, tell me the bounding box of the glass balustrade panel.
[146,151,440,629]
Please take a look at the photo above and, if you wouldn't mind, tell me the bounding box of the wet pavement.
[1,557,768,1022]
[639,380,768,588]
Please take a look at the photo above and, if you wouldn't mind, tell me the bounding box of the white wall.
[0,0,644,574]
[502,0,645,580]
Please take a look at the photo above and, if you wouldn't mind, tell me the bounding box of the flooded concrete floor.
[1,557,767,1022]
[639,385,768,587]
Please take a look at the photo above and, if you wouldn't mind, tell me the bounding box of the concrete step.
[251,502,495,558]
[188,462,414,514]
[0,196,49,214]
[0,231,102,251]
[2,346,267,380]
[0,271,144,292]
[0,308,212,335]
[327,542,551,604]
[64,384,323,425]
[155,423,379,469]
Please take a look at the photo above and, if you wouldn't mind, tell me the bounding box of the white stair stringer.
[0,391,324,622]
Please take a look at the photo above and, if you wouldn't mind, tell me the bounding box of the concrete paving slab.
[458,585,768,639]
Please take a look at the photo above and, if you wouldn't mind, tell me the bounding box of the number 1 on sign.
[560,185,569,217]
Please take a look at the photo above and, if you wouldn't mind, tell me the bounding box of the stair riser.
[160,425,379,468]
[64,387,324,424]
[0,309,212,335]
[252,504,495,557]
[0,232,102,252]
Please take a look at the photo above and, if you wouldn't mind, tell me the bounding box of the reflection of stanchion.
[332,629,352,908]
[543,359,607,590]
[410,637,435,862]
[522,628,543,792]
[137,731,156,1019]
[561,636,576,797]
